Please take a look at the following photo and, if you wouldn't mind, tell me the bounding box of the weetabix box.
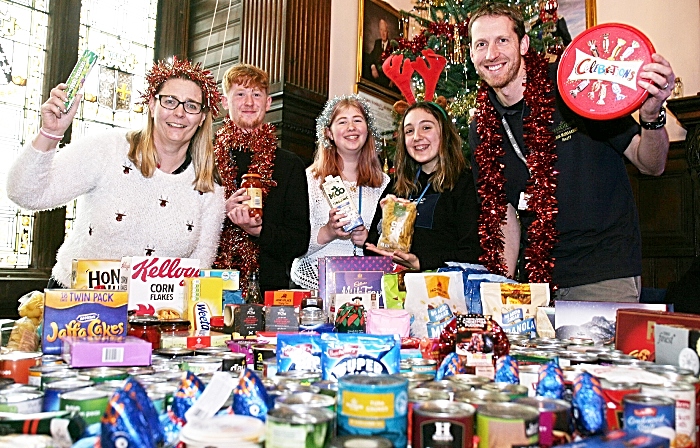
[71,259,123,289]
[185,277,223,331]
[616,309,700,362]
[120,257,200,319]
[42,289,128,355]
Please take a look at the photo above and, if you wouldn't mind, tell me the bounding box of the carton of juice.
[321,175,363,232]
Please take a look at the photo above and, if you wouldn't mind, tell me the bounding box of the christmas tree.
[383,0,564,160]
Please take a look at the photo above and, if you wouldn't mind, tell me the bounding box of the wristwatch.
[640,106,666,130]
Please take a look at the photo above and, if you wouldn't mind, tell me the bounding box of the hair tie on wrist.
[39,128,64,141]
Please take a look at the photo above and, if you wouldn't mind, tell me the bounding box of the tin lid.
[515,396,572,412]
[274,392,335,409]
[622,393,675,407]
[413,399,475,418]
[210,316,225,327]
[557,23,655,120]
[477,402,540,420]
[338,374,408,388]
[409,387,451,402]
[0,391,44,403]
[154,347,195,357]
[267,405,334,424]
[454,389,510,405]
[330,436,394,448]
[59,387,110,401]
[44,379,95,391]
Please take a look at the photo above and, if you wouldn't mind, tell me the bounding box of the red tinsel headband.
[141,56,222,117]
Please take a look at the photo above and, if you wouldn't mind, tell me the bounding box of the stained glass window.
[65,0,157,235]
[0,0,49,268]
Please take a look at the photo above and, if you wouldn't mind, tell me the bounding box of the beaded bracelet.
[39,128,64,141]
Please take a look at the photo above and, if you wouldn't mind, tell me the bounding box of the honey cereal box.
[42,289,128,355]
[71,259,122,289]
[185,277,223,332]
[120,257,200,320]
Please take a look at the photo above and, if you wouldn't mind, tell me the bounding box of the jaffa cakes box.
[71,259,122,289]
[120,257,200,320]
[42,289,128,355]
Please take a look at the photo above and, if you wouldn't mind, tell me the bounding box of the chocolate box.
[120,256,200,320]
[62,336,151,368]
[317,256,393,317]
[265,306,299,332]
[42,289,128,355]
[616,309,700,362]
[71,259,122,289]
[559,429,669,447]
[654,324,700,375]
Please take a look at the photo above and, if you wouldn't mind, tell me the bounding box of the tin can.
[0,351,41,384]
[0,389,43,413]
[126,366,155,376]
[28,364,69,388]
[264,359,277,378]
[253,344,276,372]
[400,360,413,374]
[193,346,230,356]
[416,380,468,401]
[154,347,194,358]
[515,397,572,447]
[411,359,437,378]
[148,382,178,411]
[446,374,490,391]
[476,402,539,448]
[399,372,435,389]
[481,382,528,400]
[622,394,675,441]
[408,388,451,446]
[60,387,111,425]
[266,406,335,448]
[179,355,222,374]
[454,389,510,407]
[42,379,94,412]
[642,383,696,448]
[556,351,598,367]
[40,355,64,366]
[79,367,128,383]
[313,380,339,399]
[220,352,247,373]
[519,365,540,398]
[600,379,641,430]
[275,392,335,411]
[278,382,321,395]
[412,400,475,448]
[337,374,409,448]
[41,369,79,391]
[330,435,393,448]
[228,340,257,366]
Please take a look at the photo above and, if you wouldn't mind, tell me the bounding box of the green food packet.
[64,49,98,110]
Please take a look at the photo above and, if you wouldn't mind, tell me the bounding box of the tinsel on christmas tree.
[382,0,564,162]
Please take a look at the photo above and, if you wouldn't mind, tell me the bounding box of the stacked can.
[476,402,539,448]
[641,382,696,448]
[337,374,409,448]
[412,400,475,448]
[622,394,676,442]
[600,379,641,430]
[515,396,573,447]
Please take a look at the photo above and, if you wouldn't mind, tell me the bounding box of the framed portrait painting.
[357,0,403,101]
[557,0,597,39]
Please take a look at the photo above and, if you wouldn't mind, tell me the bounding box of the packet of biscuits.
[377,197,417,252]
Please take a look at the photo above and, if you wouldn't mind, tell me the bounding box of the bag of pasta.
[377,197,417,253]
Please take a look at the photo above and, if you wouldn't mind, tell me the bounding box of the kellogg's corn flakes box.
[120,257,200,320]
[71,259,122,289]
[42,289,128,355]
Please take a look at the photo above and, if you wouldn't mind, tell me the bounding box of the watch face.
[557,23,656,120]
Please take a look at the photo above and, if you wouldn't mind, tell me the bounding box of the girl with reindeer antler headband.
[364,50,481,270]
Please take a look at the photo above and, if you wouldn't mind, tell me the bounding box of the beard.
[477,56,522,89]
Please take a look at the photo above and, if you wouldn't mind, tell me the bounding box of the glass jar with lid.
[241,173,263,218]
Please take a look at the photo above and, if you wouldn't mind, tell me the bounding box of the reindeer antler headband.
[316,94,382,150]
[382,49,447,106]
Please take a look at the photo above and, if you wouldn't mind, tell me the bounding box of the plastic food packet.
[7,290,44,351]
[377,197,417,252]
[321,175,363,232]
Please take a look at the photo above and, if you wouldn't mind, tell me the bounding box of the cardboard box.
[318,256,393,316]
[185,277,223,331]
[224,304,265,337]
[71,259,123,289]
[264,290,310,308]
[42,289,128,355]
[654,324,700,375]
[160,330,231,349]
[265,306,299,332]
[62,336,151,367]
[559,429,669,447]
[616,309,700,362]
[200,269,242,305]
[120,257,200,319]
[556,301,666,343]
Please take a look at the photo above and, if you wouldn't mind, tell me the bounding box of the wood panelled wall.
[188,0,332,163]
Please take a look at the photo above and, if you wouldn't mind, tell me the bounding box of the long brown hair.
[311,98,384,188]
[127,76,218,193]
[393,102,466,197]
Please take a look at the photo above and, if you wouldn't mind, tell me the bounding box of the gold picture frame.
[558,0,597,39]
[356,0,403,102]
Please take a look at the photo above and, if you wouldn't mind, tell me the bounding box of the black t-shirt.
[470,63,641,288]
[366,169,481,271]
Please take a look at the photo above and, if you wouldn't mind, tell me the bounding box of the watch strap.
[640,106,666,130]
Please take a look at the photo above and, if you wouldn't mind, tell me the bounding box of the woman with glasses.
[6,58,226,288]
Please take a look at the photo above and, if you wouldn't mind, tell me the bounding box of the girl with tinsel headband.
[6,57,225,289]
[291,94,390,289]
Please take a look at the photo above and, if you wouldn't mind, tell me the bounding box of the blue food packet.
[168,371,205,426]
[495,355,520,384]
[320,333,400,381]
[277,333,322,372]
[536,358,565,399]
[231,368,270,421]
[101,377,163,448]
[572,372,607,436]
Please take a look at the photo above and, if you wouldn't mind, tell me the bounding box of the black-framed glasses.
[155,95,204,114]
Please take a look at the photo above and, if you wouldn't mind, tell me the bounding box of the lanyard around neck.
[501,116,531,175]
[410,169,431,203]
